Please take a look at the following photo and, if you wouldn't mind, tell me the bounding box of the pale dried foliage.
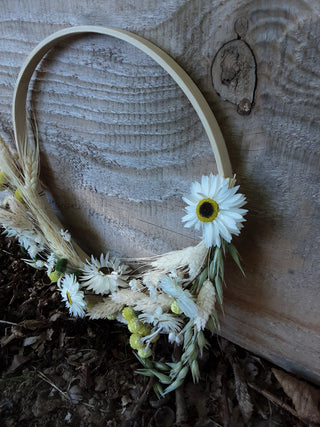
[195,279,216,331]
[20,186,85,268]
[87,298,123,319]
[142,270,163,287]
[0,197,34,231]
[0,135,21,189]
[132,292,172,313]
[147,240,208,283]
[110,287,172,313]
[1,134,86,267]
[110,288,141,305]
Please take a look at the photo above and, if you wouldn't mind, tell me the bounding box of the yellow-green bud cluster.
[14,188,23,203]
[49,270,64,282]
[0,171,7,190]
[122,307,153,359]
[170,300,182,315]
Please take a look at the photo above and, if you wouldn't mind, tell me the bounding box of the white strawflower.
[60,274,86,317]
[139,307,183,334]
[80,253,129,295]
[182,174,247,248]
[139,307,184,344]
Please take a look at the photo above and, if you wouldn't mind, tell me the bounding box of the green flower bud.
[138,347,152,359]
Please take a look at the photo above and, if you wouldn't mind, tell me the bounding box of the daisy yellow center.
[66,290,72,305]
[196,198,219,223]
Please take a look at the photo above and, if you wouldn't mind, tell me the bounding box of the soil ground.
[0,232,319,426]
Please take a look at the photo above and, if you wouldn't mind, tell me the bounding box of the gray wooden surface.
[0,0,319,383]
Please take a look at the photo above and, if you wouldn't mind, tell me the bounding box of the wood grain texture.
[0,0,319,384]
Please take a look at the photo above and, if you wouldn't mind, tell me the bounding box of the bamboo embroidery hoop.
[1,26,247,394]
[13,26,232,179]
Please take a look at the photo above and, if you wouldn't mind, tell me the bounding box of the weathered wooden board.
[0,0,319,383]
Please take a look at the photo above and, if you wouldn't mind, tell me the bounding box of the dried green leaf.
[215,275,223,308]
[183,323,194,350]
[228,243,245,276]
[191,359,200,383]
[209,258,216,280]
[197,330,209,356]
[198,267,208,288]
[150,369,172,384]
[168,361,183,379]
[164,376,185,395]
[135,368,154,377]
[153,382,165,399]
[153,361,170,372]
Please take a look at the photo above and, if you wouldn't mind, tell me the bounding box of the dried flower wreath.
[0,26,247,395]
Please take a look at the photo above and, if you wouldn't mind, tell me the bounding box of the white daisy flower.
[60,274,86,317]
[80,253,129,295]
[182,174,247,248]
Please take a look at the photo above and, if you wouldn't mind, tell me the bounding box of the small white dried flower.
[139,307,183,335]
[60,229,71,242]
[168,332,183,345]
[5,228,45,259]
[139,307,184,345]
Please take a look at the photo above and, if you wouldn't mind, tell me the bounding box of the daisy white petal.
[182,174,247,248]
[60,274,86,317]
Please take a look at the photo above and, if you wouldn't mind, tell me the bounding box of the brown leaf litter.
[0,231,319,426]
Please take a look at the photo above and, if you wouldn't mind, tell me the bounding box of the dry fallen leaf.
[232,360,254,423]
[8,353,31,373]
[272,368,320,424]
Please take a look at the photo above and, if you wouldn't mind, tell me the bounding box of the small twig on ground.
[0,320,18,326]
[128,376,155,420]
[248,382,308,424]
[38,371,71,402]
[175,384,188,425]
